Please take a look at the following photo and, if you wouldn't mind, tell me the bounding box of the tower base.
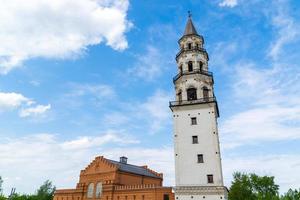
[175,186,228,200]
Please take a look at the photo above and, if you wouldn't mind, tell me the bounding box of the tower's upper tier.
[176,16,208,62]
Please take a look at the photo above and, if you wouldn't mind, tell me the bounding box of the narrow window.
[188,61,193,72]
[203,87,209,100]
[87,183,94,198]
[191,117,197,125]
[177,91,182,102]
[207,175,214,183]
[164,194,169,200]
[197,154,204,163]
[192,136,198,144]
[187,88,197,100]
[188,43,192,49]
[199,61,203,71]
[196,43,199,49]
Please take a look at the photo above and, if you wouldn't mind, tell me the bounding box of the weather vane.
[188,11,192,18]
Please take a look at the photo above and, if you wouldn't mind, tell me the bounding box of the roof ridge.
[141,165,163,178]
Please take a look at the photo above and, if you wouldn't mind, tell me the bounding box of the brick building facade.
[54,156,174,200]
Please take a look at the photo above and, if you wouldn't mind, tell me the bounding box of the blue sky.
[0,0,300,195]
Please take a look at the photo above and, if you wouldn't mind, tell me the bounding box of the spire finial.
[188,11,192,18]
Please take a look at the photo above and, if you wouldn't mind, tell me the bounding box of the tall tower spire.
[183,12,198,36]
[170,15,228,200]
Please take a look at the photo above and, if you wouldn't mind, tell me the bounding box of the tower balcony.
[176,46,209,61]
[169,97,220,117]
[173,69,213,83]
[169,96,216,107]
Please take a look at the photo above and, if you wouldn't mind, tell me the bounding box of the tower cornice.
[175,46,209,62]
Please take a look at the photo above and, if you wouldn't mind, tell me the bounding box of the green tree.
[10,194,34,200]
[229,172,280,200]
[281,189,300,200]
[0,176,3,194]
[229,172,257,200]
[35,180,55,200]
[0,176,5,200]
[7,180,55,200]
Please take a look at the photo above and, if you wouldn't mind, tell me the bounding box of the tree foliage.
[281,189,300,200]
[0,178,55,200]
[35,180,56,200]
[0,176,3,194]
[229,172,280,200]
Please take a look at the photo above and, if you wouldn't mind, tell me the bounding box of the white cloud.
[0,133,174,195]
[19,104,51,118]
[102,112,130,126]
[0,92,32,110]
[127,46,164,81]
[101,89,172,134]
[219,0,238,8]
[68,83,116,99]
[61,130,139,150]
[140,90,172,133]
[0,91,50,118]
[268,1,300,60]
[220,62,300,148]
[223,154,300,193]
[221,105,300,149]
[0,0,132,74]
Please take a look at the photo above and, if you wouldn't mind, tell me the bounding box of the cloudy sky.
[0,0,300,195]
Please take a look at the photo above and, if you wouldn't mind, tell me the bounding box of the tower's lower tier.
[175,186,228,200]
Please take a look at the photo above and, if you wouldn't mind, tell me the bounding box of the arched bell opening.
[187,88,197,101]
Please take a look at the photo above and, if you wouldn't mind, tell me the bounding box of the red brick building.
[54,156,174,200]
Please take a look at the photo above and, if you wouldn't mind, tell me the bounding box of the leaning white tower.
[170,15,228,200]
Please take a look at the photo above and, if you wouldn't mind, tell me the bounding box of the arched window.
[199,61,203,71]
[95,182,103,198]
[188,61,193,72]
[187,88,197,101]
[188,43,192,49]
[203,87,209,100]
[87,183,94,198]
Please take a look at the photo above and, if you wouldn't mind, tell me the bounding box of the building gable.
[80,156,118,176]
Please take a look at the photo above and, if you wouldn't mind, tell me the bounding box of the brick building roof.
[108,159,162,179]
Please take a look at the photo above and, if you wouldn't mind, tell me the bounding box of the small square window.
[207,174,214,183]
[197,154,204,163]
[191,117,197,125]
[192,136,198,144]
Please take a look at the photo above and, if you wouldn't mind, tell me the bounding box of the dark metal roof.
[183,17,198,36]
[107,159,161,179]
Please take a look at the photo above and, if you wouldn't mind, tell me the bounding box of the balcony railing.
[176,46,208,60]
[169,97,216,107]
[173,69,213,83]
